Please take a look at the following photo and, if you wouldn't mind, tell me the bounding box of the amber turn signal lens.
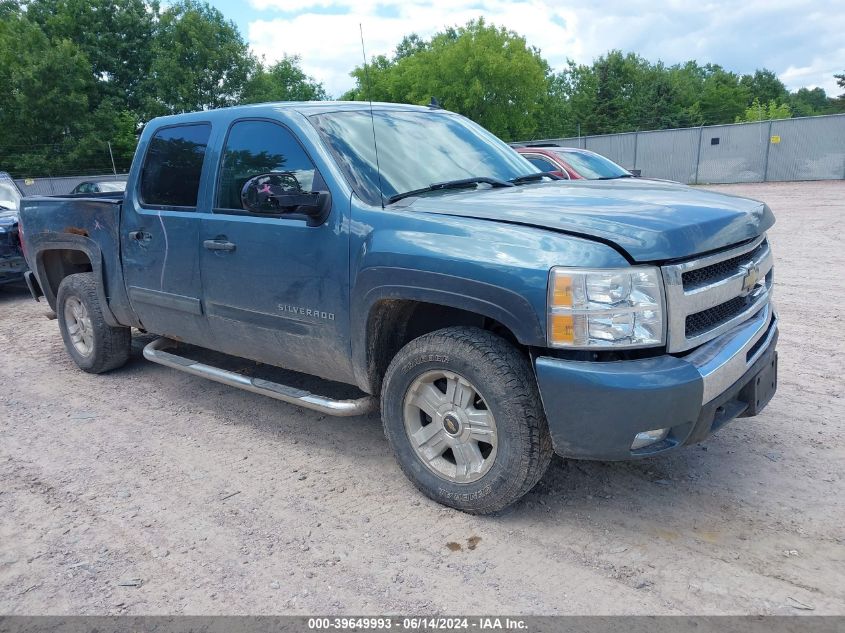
[552,274,574,307]
[550,314,575,344]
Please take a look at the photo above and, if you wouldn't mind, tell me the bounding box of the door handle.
[128,230,152,242]
[203,239,236,252]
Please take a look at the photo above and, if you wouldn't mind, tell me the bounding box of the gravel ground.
[0,181,843,615]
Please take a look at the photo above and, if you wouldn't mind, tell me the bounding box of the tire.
[381,326,553,514]
[56,272,130,374]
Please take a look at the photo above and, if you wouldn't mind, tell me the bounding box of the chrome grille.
[681,240,767,289]
[662,235,773,353]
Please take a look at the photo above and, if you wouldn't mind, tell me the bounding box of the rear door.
[198,118,352,383]
[120,122,215,345]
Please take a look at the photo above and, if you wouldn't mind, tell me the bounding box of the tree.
[836,71,845,98]
[740,69,788,106]
[0,12,94,175]
[788,87,830,117]
[242,56,327,104]
[23,0,159,113]
[144,0,255,117]
[345,19,551,140]
[698,65,750,125]
[735,98,791,123]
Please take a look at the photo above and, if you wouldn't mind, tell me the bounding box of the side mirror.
[240,173,331,224]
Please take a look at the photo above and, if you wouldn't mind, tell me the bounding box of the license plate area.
[740,351,778,416]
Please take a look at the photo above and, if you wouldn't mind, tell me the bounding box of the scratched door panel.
[199,211,353,385]
[199,118,353,384]
[120,123,214,345]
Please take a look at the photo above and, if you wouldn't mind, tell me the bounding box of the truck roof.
[147,101,442,126]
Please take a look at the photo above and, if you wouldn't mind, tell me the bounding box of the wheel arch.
[351,267,546,394]
[30,236,120,327]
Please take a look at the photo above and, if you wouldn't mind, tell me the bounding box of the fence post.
[762,120,773,182]
[693,126,704,185]
[632,131,639,171]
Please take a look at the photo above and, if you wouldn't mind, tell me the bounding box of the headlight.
[547,266,665,349]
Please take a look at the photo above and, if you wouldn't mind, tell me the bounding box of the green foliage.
[143,0,255,117]
[0,12,93,175]
[740,69,788,105]
[789,87,831,117]
[0,6,841,178]
[23,0,159,113]
[0,0,332,177]
[735,98,791,123]
[345,19,551,140]
[242,56,328,104]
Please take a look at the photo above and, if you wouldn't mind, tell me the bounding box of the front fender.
[346,206,631,393]
[349,266,547,392]
[352,266,545,342]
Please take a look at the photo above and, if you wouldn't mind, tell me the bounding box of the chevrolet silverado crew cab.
[19,102,778,513]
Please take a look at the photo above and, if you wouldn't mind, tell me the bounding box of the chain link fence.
[516,113,845,184]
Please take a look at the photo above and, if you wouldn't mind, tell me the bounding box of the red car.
[515,145,633,180]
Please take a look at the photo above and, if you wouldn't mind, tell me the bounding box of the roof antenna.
[359,23,385,209]
[428,97,443,109]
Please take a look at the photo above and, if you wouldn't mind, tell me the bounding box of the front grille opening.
[746,316,775,362]
[682,240,767,289]
[685,295,755,337]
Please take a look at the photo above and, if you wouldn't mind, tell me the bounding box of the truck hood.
[407,179,774,262]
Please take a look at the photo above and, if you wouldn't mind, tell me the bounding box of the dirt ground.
[0,181,843,615]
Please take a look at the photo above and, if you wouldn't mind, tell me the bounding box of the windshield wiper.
[387,176,513,204]
[509,171,562,184]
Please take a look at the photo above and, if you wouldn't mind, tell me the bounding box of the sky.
[208,0,845,99]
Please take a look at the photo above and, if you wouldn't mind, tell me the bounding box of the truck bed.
[19,194,127,317]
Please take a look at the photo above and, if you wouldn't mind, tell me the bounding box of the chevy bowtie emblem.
[740,263,761,295]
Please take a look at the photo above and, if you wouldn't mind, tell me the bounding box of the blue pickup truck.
[19,102,778,513]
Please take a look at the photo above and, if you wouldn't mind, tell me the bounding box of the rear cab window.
[139,123,212,210]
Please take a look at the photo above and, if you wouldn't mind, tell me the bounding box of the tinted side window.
[140,123,211,208]
[217,120,320,211]
[526,156,559,173]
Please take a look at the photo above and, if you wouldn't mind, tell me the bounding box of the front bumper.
[535,305,778,460]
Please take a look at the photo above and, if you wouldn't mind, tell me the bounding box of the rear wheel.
[381,326,552,514]
[56,273,130,373]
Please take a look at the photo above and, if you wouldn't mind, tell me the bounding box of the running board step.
[142,337,376,417]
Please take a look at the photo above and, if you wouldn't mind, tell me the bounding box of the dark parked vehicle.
[0,172,26,285]
[515,145,634,180]
[19,103,778,513]
[70,180,127,195]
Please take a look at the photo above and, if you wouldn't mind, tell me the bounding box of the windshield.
[554,150,630,179]
[309,109,538,206]
[0,178,21,211]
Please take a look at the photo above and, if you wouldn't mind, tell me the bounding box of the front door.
[120,122,213,345]
[199,118,352,383]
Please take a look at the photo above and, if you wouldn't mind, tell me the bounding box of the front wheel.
[380,326,553,514]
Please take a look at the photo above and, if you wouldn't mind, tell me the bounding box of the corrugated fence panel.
[634,128,700,183]
[554,138,584,148]
[585,133,636,169]
[766,116,845,181]
[516,114,845,185]
[696,122,768,184]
